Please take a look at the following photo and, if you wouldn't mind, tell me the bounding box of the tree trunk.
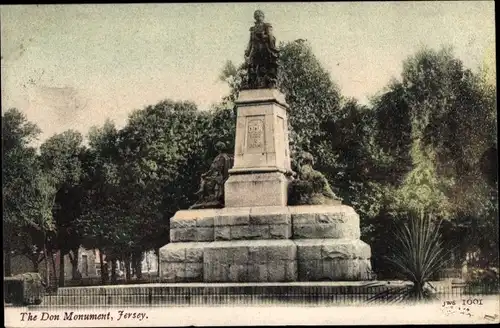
[137,259,143,279]
[133,252,143,280]
[98,249,107,285]
[111,260,117,284]
[59,251,65,287]
[103,262,109,284]
[50,250,57,287]
[124,256,131,281]
[32,257,40,272]
[155,248,160,277]
[68,248,80,280]
[43,240,50,287]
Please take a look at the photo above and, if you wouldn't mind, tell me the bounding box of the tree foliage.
[2,109,56,276]
[367,47,498,271]
[76,100,237,274]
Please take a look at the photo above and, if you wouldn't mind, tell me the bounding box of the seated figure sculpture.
[190,142,233,209]
[289,151,342,205]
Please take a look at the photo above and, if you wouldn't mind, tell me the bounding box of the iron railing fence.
[55,270,468,288]
[8,281,498,309]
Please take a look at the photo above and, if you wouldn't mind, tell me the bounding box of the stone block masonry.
[224,172,290,207]
[160,205,372,282]
[295,239,372,281]
[215,206,292,241]
[167,206,359,243]
[204,240,297,282]
[290,205,361,239]
[169,209,218,243]
[160,242,209,283]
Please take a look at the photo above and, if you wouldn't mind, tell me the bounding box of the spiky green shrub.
[377,213,450,302]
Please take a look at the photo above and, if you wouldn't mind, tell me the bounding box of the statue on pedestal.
[289,152,342,205]
[242,10,279,89]
[190,142,233,209]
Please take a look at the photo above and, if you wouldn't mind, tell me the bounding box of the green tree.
[77,120,123,283]
[277,40,342,156]
[39,130,86,284]
[401,48,495,204]
[116,100,204,253]
[2,109,56,280]
[400,47,496,264]
[367,47,497,273]
[76,100,237,282]
[371,81,414,185]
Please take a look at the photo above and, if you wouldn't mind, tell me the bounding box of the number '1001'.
[463,299,483,305]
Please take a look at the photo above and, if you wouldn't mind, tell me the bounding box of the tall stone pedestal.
[224,89,293,207]
[159,89,372,283]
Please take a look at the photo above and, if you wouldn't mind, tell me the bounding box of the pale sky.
[1,2,495,145]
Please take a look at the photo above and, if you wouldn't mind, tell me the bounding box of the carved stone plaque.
[247,118,265,150]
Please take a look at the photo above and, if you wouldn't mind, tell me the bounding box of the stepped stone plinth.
[160,204,372,282]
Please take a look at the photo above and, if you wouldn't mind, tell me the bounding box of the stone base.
[159,238,372,283]
[204,240,297,282]
[215,206,292,240]
[295,239,372,281]
[224,172,290,207]
[290,205,361,239]
[160,205,372,283]
[167,205,362,242]
[159,242,208,282]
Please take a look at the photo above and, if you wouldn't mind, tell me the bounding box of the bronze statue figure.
[288,151,342,205]
[242,10,279,89]
[190,142,234,209]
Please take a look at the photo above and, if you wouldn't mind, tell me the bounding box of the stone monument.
[159,10,372,283]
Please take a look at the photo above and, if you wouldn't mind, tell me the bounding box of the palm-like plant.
[369,212,450,303]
